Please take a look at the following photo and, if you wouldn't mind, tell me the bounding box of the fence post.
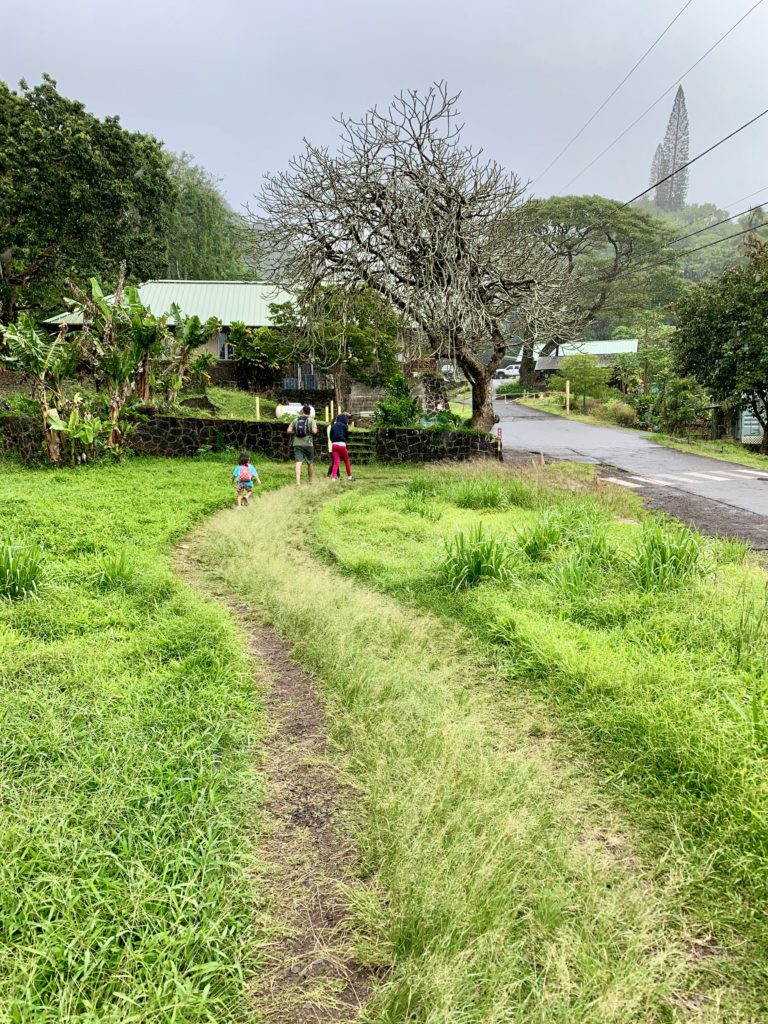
[255,396,261,422]
[565,380,570,415]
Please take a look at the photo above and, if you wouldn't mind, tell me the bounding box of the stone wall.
[0,413,498,465]
[374,427,495,462]
[0,414,45,461]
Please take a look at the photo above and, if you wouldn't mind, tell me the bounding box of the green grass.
[0,454,292,1021]
[648,433,768,470]
[177,386,279,421]
[192,469,760,1022]
[306,463,768,1016]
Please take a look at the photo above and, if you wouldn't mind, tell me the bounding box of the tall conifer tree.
[655,86,689,211]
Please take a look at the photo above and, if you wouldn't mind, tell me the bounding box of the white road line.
[682,471,740,482]
[602,477,641,489]
[627,475,674,487]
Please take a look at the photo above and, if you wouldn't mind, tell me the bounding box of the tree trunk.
[519,341,536,387]
[761,429,768,455]
[35,380,61,465]
[469,373,495,430]
[108,388,123,447]
[136,351,152,403]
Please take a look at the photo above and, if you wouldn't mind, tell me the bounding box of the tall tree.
[655,86,689,212]
[517,196,680,380]
[164,154,255,280]
[0,76,176,321]
[648,143,668,204]
[257,83,572,429]
[672,238,768,452]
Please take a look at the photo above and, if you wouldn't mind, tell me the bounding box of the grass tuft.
[438,523,516,590]
[0,537,43,600]
[629,519,701,591]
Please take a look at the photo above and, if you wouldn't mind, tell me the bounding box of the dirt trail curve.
[178,552,372,1023]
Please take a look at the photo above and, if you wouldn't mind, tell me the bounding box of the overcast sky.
[6,0,768,216]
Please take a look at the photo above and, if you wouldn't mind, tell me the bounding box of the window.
[218,332,235,361]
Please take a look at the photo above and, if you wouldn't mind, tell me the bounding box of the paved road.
[496,399,768,518]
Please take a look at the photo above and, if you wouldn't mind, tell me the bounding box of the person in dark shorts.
[287,404,318,486]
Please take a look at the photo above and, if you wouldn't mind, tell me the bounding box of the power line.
[621,107,768,207]
[556,0,767,194]
[532,0,696,185]
[725,184,768,209]
[620,221,765,279]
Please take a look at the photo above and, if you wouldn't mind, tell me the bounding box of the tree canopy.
[672,238,768,450]
[257,83,573,428]
[164,154,255,281]
[519,195,680,344]
[0,76,175,320]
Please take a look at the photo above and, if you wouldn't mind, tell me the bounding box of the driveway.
[496,399,768,520]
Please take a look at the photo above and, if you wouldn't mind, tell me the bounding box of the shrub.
[438,524,515,591]
[374,375,420,427]
[629,520,701,591]
[601,398,638,427]
[496,380,524,396]
[0,537,43,600]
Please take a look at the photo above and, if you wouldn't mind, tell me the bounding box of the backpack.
[238,465,253,483]
[295,415,309,438]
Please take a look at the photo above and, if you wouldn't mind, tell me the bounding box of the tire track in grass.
[178,552,372,1023]
[178,482,746,1023]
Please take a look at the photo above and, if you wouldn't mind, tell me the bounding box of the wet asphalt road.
[495,398,768,519]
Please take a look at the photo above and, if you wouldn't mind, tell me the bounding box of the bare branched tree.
[256,83,574,428]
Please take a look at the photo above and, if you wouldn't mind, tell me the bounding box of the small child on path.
[232,451,261,506]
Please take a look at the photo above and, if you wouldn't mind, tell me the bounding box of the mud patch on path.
[178,555,372,1023]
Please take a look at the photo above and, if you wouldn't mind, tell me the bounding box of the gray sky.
[6,0,768,215]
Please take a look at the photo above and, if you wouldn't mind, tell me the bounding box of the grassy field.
[193,467,765,1022]
[0,454,291,1021]
[303,464,768,1017]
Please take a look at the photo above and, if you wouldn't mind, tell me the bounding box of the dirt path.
[178,553,372,1023]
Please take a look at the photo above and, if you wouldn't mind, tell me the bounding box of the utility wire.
[532,0,696,185]
[613,199,768,270]
[556,0,767,194]
[620,221,765,280]
[621,107,768,207]
[725,184,768,209]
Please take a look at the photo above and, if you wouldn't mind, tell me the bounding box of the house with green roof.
[47,279,329,388]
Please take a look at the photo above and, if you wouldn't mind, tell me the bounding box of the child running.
[232,451,261,506]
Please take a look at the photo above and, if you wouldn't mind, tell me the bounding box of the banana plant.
[0,313,79,464]
[47,405,108,466]
[167,305,221,405]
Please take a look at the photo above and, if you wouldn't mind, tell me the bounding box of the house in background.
[535,338,639,377]
[47,279,330,388]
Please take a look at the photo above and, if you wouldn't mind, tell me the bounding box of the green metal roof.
[47,280,295,327]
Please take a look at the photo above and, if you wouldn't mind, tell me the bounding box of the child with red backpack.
[232,451,261,506]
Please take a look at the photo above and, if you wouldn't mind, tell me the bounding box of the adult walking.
[329,413,354,481]
[287,404,318,486]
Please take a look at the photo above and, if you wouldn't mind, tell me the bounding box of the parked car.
[494,365,521,380]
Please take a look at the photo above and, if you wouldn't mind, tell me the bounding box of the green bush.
[374,375,421,427]
[496,380,524,396]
